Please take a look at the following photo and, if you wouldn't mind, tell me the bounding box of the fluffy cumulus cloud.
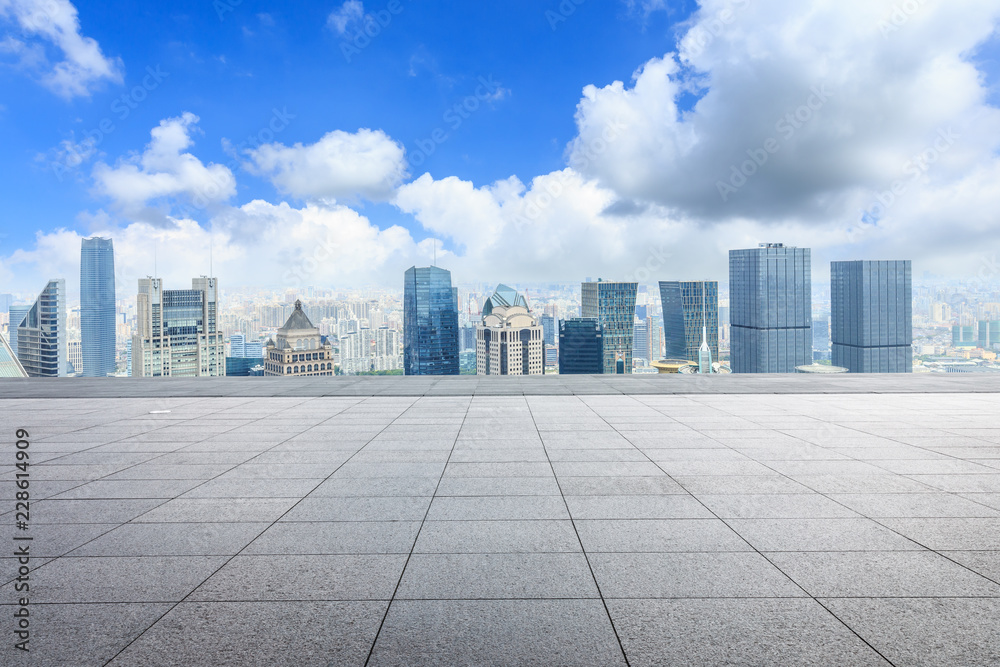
[326,0,364,34]
[244,128,407,202]
[0,0,123,97]
[571,0,1000,246]
[91,112,237,220]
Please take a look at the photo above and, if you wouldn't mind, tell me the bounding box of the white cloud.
[327,0,364,34]
[91,112,237,219]
[0,0,123,98]
[244,128,407,202]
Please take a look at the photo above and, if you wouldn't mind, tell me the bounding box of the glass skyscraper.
[831,260,912,373]
[17,279,67,378]
[403,266,459,376]
[729,244,812,373]
[659,281,719,363]
[558,318,603,374]
[80,237,117,377]
[581,280,637,374]
[8,305,30,361]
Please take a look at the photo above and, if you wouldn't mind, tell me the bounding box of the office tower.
[729,244,812,373]
[559,318,604,374]
[813,312,831,361]
[0,293,12,313]
[633,317,649,362]
[541,314,557,348]
[132,277,225,377]
[660,281,720,364]
[978,321,1000,349]
[8,305,30,360]
[0,333,27,378]
[230,333,246,357]
[460,325,477,352]
[831,260,912,373]
[126,339,132,377]
[80,237,116,377]
[649,315,663,361]
[403,266,459,376]
[476,284,544,376]
[17,279,67,377]
[263,300,334,377]
[952,325,976,348]
[581,280,637,374]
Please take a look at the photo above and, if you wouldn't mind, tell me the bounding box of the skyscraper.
[632,317,649,363]
[7,305,30,360]
[978,321,1000,350]
[831,260,912,373]
[581,280,637,374]
[729,244,812,373]
[132,277,225,377]
[559,318,603,374]
[80,237,117,377]
[476,285,544,376]
[17,279,67,377]
[659,281,719,364]
[404,266,459,376]
[0,293,12,314]
[541,314,557,348]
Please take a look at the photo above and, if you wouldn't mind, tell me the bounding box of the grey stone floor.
[1,388,999,666]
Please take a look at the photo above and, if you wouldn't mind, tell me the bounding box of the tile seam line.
[526,394,633,667]
[362,395,472,667]
[98,394,416,666]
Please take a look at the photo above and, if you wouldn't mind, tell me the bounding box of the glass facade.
[659,281,719,363]
[979,321,1000,349]
[80,237,117,377]
[581,281,637,374]
[7,305,30,360]
[729,244,812,373]
[559,318,603,374]
[403,266,459,376]
[18,279,66,378]
[831,260,912,373]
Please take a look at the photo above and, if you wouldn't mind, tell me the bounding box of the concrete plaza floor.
[2,377,999,665]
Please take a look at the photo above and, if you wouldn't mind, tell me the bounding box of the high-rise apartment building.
[831,260,912,373]
[132,277,225,377]
[953,325,976,348]
[729,244,812,373]
[559,318,603,375]
[80,237,116,377]
[403,266,459,376]
[581,280,637,374]
[649,315,663,362]
[978,321,1000,349]
[476,285,544,376]
[17,279,67,378]
[263,300,333,377]
[659,281,719,364]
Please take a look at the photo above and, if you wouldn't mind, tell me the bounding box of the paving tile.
[674,475,813,495]
[413,520,581,553]
[576,519,750,552]
[698,494,860,519]
[133,498,299,523]
[368,600,627,667]
[559,476,686,495]
[190,554,407,601]
[50,479,203,500]
[179,479,320,498]
[280,496,431,522]
[435,476,562,496]
[768,551,1000,597]
[245,521,421,555]
[31,498,167,524]
[309,476,439,497]
[106,601,387,667]
[878,518,1000,550]
[396,553,598,599]
[69,523,269,556]
[0,602,171,667]
[565,495,713,519]
[1,556,227,602]
[940,551,1000,582]
[0,522,119,558]
[589,552,804,598]
[727,518,923,551]
[822,598,1000,667]
[829,493,999,518]
[426,496,569,521]
[608,599,891,667]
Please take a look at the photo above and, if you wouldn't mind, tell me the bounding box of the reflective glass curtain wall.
[831,260,912,373]
[80,237,116,377]
[403,266,460,376]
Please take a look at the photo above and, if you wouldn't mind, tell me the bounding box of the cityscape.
[3,239,999,380]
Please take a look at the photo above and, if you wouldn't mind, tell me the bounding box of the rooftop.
[3,375,999,666]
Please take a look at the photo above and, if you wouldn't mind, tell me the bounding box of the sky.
[1,0,999,299]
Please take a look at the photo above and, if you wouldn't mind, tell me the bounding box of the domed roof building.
[476,285,544,376]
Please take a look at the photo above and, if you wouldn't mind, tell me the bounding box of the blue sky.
[1,0,999,295]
